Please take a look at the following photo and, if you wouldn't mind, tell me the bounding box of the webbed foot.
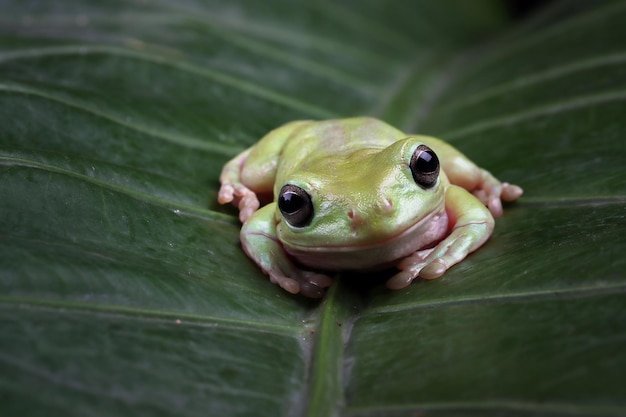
[472,170,523,217]
[218,183,260,223]
[268,270,333,298]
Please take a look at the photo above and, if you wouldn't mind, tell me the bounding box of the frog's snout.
[347,197,395,232]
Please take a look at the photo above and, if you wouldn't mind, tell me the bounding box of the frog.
[218,117,522,298]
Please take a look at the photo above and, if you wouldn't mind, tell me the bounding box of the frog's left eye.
[278,184,314,227]
[410,145,439,189]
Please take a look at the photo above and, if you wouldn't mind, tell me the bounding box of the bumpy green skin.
[218,117,522,298]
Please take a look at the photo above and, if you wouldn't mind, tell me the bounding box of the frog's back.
[287,117,406,159]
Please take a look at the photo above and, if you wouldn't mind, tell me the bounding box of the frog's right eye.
[278,184,313,227]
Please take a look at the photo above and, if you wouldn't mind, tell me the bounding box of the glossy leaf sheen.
[1,1,625,416]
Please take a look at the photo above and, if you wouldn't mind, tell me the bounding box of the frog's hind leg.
[218,149,261,223]
[470,170,524,217]
[418,135,523,217]
[218,120,312,223]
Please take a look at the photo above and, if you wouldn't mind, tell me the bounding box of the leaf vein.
[143,0,393,68]
[0,44,337,120]
[442,52,626,112]
[442,90,626,140]
[0,296,300,335]
[0,81,241,155]
[346,399,626,416]
[463,1,626,74]
[366,282,626,315]
[0,155,235,223]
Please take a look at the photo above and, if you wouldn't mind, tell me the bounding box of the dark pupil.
[278,184,314,227]
[279,191,303,213]
[416,150,437,173]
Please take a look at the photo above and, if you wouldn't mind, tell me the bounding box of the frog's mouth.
[282,208,449,271]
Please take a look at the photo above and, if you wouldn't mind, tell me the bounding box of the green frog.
[218,117,522,298]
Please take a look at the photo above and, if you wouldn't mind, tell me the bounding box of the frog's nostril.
[348,208,366,231]
[377,197,394,215]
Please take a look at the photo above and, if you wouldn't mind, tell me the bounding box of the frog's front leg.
[241,204,333,298]
[386,185,494,289]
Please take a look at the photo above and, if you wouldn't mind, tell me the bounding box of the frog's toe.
[473,183,505,217]
[217,183,260,223]
[217,184,235,205]
[386,270,416,290]
[298,272,333,298]
[388,248,436,289]
[389,254,449,287]
[269,273,300,294]
[419,260,447,279]
[300,282,326,299]
[303,271,333,288]
[472,188,488,205]
[473,175,523,217]
[487,196,503,218]
[396,248,434,270]
[269,270,332,298]
[501,183,523,202]
[478,183,523,217]
[236,189,260,223]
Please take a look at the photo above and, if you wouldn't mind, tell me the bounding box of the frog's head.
[274,137,449,270]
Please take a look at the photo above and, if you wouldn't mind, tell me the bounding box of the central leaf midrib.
[302,282,363,417]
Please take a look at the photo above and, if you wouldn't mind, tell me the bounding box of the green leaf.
[1,1,625,416]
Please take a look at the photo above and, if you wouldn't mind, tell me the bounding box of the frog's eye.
[278,184,314,227]
[410,144,439,189]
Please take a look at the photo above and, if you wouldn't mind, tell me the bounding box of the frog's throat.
[282,208,449,271]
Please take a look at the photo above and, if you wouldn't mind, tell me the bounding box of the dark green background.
[1,1,625,416]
